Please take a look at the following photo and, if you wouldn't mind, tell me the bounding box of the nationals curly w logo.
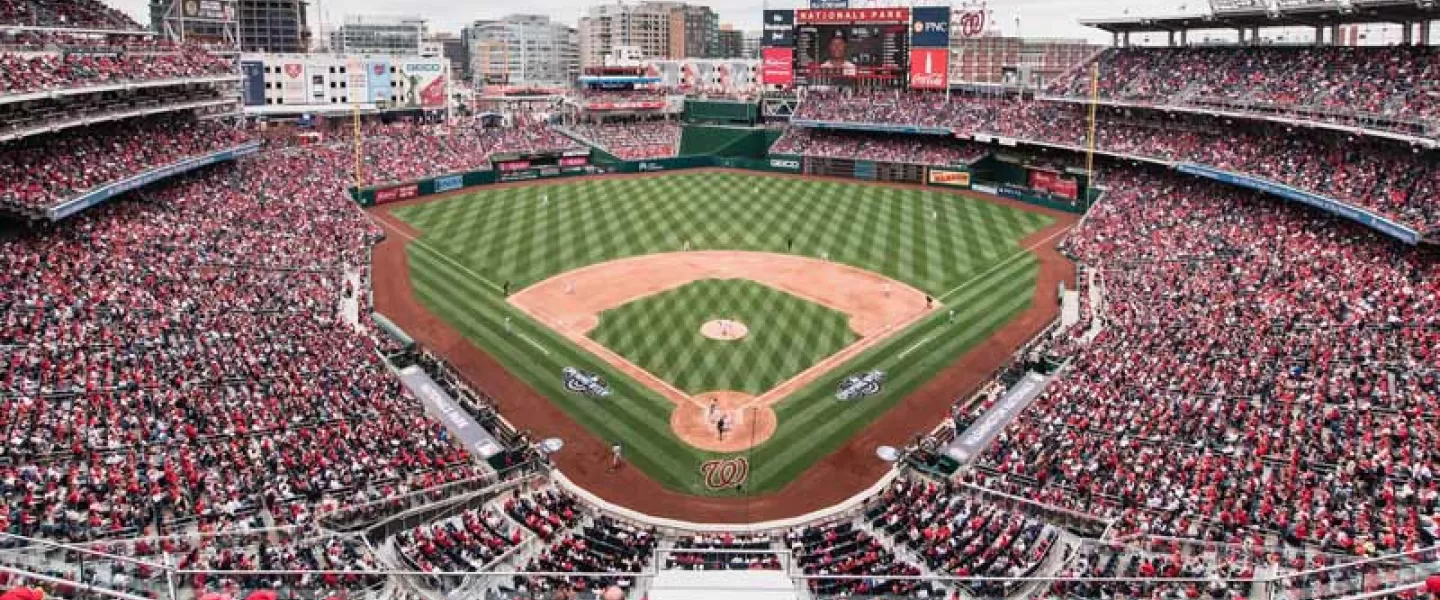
[958,11,985,38]
[700,457,749,490]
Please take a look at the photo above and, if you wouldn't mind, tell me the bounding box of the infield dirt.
[368,169,1076,523]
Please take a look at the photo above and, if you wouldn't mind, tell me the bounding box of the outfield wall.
[351,154,1086,216]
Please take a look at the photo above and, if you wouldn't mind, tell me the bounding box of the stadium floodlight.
[875,445,901,463]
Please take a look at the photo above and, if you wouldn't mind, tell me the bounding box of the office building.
[467,14,579,86]
[716,24,743,58]
[330,15,427,56]
[239,0,310,53]
[579,1,718,66]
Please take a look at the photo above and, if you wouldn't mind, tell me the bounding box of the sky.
[111,0,1215,45]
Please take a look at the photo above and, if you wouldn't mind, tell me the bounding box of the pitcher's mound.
[700,319,748,341]
[672,391,776,452]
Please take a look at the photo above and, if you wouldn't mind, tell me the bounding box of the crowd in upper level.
[787,94,1440,233]
[771,127,986,167]
[0,45,233,98]
[568,120,680,161]
[967,163,1440,558]
[360,122,581,186]
[0,0,141,30]
[1045,45,1440,135]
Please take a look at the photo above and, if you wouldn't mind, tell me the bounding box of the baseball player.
[716,414,730,441]
[882,282,892,298]
[707,398,719,421]
[608,442,623,472]
[504,316,512,335]
[565,280,575,295]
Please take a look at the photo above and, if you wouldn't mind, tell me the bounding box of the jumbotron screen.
[795,24,909,86]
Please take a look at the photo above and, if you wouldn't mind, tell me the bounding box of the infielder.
[707,398,719,421]
[716,414,730,441]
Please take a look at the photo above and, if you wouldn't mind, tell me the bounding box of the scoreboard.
[795,24,909,87]
[794,8,910,88]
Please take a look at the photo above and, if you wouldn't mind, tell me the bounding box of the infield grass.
[589,278,856,396]
[391,171,1053,496]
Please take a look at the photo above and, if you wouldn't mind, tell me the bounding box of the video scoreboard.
[762,7,954,90]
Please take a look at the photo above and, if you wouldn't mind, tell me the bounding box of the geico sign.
[769,159,800,169]
[403,63,442,73]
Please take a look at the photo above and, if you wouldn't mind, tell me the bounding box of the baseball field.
[372,170,1059,500]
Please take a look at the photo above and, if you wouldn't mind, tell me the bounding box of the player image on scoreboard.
[795,23,909,87]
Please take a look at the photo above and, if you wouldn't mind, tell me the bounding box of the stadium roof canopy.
[1080,0,1440,34]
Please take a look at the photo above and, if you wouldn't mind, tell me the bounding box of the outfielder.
[608,442,623,472]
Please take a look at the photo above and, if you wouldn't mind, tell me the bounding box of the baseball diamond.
[375,170,1056,498]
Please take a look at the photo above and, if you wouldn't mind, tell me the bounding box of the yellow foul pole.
[1083,61,1100,210]
[353,103,363,190]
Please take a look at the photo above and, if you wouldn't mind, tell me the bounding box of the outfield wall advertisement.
[928,168,971,188]
[761,48,795,85]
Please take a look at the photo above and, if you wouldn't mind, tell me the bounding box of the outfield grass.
[393,172,1052,496]
[589,279,856,396]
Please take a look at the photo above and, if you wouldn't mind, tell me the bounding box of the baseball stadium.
[1,0,1439,600]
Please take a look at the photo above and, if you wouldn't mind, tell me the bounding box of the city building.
[579,1,719,67]
[238,0,310,53]
[716,23,743,59]
[669,4,718,59]
[432,32,470,82]
[330,15,427,56]
[741,30,761,59]
[467,14,579,86]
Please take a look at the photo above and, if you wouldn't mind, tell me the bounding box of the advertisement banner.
[584,101,666,110]
[366,60,392,104]
[346,58,367,103]
[761,48,795,85]
[954,10,988,39]
[375,184,419,204]
[910,7,951,47]
[766,157,802,172]
[809,0,848,8]
[929,168,971,188]
[280,62,306,104]
[560,156,589,167]
[240,60,264,106]
[181,0,234,21]
[498,160,532,172]
[796,8,909,24]
[306,64,327,103]
[434,175,463,193]
[762,10,795,47]
[1029,171,1078,199]
[909,48,948,89]
[401,61,447,107]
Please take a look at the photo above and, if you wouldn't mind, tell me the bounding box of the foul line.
[895,335,935,361]
[373,214,548,358]
[937,225,1074,304]
[371,215,506,294]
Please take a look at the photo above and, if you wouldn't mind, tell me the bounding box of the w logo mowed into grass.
[700,457,749,490]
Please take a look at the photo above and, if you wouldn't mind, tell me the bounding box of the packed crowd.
[786,519,941,598]
[791,95,1440,233]
[968,164,1440,558]
[0,134,506,543]
[0,44,233,98]
[0,0,141,29]
[568,121,680,160]
[360,123,581,186]
[395,502,527,580]
[1049,541,1254,600]
[0,115,251,213]
[1045,46,1440,134]
[1,86,233,143]
[866,476,1058,598]
[771,128,986,167]
[509,515,656,597]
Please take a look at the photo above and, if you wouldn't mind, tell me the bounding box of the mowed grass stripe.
[390,172,1060,495]
[748,257,1039,488]
[406,250,706,487]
